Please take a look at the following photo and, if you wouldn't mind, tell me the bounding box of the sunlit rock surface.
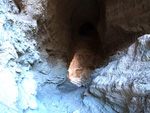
[0,0,40,112]
[90,35,150,113]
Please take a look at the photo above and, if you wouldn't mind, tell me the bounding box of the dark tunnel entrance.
[79,22,95,35]
[67,21,103,87]
[41,0,104,87]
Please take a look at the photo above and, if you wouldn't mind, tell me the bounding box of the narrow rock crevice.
[37,0,104,87]
[1,0,150,112]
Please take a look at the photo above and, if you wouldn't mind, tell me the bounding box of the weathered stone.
[90,35,150,112]
[0,0,150,112]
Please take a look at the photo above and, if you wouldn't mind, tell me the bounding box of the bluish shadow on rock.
[57,79,80,92]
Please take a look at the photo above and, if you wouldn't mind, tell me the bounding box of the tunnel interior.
[68,21,102,62]
[79,22,95,35]
[37,0,105,86]
[67,21,103,86]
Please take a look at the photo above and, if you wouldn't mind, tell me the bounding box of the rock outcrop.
[0,0,41,111]
[0,0,150,113]
[90,35,150,113]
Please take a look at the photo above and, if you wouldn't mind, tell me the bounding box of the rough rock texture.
[0,0,150,113]
[36,0,101,63]
[90,35,150,113]
[0,0,41,112]
[102,0,150,56]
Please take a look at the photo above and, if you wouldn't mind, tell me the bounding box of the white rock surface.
[0,0,40,112]
[0,67,18,109]
[90,34,150,113]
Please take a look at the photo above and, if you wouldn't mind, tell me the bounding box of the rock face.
[67,22,102,87]
[0,0,41,112]
[90,35,150,113]
[0,0,150,113]
[68,49,96,87]
[99,0,150,56]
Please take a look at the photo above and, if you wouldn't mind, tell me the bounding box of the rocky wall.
[100,0,150,56]
[0,0,150,113]
[90,34,150,113]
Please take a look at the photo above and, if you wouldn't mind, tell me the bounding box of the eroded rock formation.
[0,0,150,113]
[90,35,150,113]
[67,22,102,86]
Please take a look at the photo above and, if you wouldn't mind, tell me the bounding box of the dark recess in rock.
[79,22,95,35]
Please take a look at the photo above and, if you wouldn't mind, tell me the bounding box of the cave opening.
[79,22,95,35]
[67,21,103,86]
[37,0,104,87]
